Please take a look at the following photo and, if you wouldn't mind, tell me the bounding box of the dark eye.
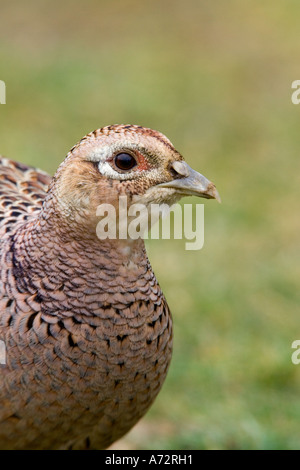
[114,153,137,171]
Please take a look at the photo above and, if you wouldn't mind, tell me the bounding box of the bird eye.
[114,153,137,171]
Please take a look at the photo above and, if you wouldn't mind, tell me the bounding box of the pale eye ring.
[114,153,137,171]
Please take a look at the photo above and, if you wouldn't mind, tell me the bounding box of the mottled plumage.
[0,125,219,449]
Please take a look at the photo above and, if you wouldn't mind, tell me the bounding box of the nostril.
[171,161,190,178]
[168,164,179,179]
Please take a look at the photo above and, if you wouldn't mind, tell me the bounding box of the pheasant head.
[44,124,220,240]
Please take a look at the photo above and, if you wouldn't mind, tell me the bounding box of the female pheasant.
[0,125,219,449]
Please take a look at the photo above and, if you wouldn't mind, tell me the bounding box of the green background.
[0,0,299,449]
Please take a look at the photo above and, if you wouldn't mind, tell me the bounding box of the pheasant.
[0,125,219,449]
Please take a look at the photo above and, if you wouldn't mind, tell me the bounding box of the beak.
[158,161,221,202]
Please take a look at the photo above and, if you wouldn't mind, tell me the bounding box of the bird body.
[0,125,219,449]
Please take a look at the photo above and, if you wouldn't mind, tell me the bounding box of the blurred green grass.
[1,0,300,449]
